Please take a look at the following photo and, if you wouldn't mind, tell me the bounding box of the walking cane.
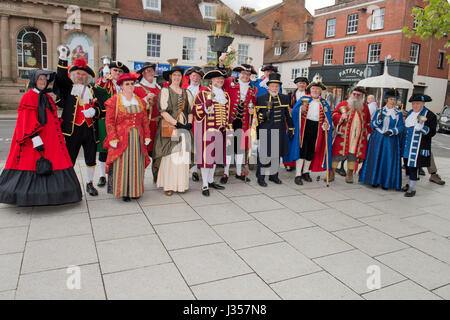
[325,123,330,187]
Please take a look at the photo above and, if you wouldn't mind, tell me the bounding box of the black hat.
[109,61,130,74]
[69,58,95,78]
[137,62,156,74]
[294,77,309,85]
[184,66,204,77]
[233,64,257,75]
[307,74,326,90]
[28,69,55,89]
[203,68,228,80]
[261,64,278,72]
[351,86,367,95]
[267,73,282,85]
[162,66,185,81]
[384,89,400,99]
[409,94,432,102]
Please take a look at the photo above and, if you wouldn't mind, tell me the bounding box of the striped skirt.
[108,128,145,198]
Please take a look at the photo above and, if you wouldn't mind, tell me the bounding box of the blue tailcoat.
[252,78,282,97]
[359,107,405,190]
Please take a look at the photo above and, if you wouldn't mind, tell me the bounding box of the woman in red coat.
[103,73,151,202]
[0,69,82,206]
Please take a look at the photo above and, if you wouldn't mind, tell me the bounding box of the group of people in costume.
[0,47,445,206]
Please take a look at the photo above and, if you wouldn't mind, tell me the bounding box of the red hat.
[117,73,138,86]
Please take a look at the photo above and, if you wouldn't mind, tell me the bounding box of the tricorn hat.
[163,66,186,81]
[137,62,156,74]
[261,64,278,72]
[294,77,309,85]
[267,73,282,85]
[203,68,228,80]
[109,61,130,74]
[307,74,326,90]
[184,66,205,77]
[409,94,432,102]
[69,58,95,78]
[384,89,400,99]
[233,64,257,75]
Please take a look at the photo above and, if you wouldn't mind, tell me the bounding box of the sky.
[222,0,336,15]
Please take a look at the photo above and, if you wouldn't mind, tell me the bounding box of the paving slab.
[405,214,450,237]
[302,209,364,232]
[143,203,201,225]
[399,232,450,264]
[91,213,155,242]
[362,280,442,300]
[231,194,285,213]
[0,253,22,291]
[88,199,143,218]
[28,212,92,241]
[0,227,28,255]
[251,208,315,233]
[359,214,428,238]
[193,203,253,226]
[274,195,329,213]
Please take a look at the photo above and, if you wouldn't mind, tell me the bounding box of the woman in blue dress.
[359,89,405,190]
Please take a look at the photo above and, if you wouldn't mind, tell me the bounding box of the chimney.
[272,21,282,48]
[239,6,256,16]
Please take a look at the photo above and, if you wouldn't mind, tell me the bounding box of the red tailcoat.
[103,94,151,172]
[193,87,232,168]
[5,90,73,171]
[95,77,119,97]
[134,82,160,152]
[332,101,372,161]
[223,78,257,150]
[299,96,331,172]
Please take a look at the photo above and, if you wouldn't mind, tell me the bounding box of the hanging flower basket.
[208,34,234,53]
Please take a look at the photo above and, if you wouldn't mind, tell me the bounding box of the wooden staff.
[324,121,330,187]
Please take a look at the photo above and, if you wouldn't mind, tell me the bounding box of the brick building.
[242,0,313,92]
[0,0,118,109]
[309,0,449,112]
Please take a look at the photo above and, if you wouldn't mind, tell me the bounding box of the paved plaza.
[1,156,450,300]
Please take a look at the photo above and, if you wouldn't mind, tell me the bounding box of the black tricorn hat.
[163,66,185,81]
[203,68,228,80]
[294,77,309,85]
[233,64,257,75]
[261,64,278,72]
[409,94,432,102]
[384,89,400,99]
[70,58,96,78]
[184,66,204,77]
[109,61,130,74]
[137,62,156,74]
[267,73,282,85]
[307,74,326,90]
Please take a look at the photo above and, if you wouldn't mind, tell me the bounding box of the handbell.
[245,57,253,65]
[167,58,178,67]
[300,98,309,105]
[339,105,349,114]
[226,46,236,56]
[206,91,215,101]
[418,115,427,124]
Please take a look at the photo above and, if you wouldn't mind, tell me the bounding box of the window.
[438,51,444,69]
[274,47,282,56]
[238,44,249,64]
[207,38,216,63]
[326,18,336,37]
[17,27,48,78]
[371,8,385,30]
[323,48,333,65]
[409,43,420,64]
[143,0,161,12]
[147,33,161,58]
[368,43,381,63]
[299,42,307,53]
[344,46,355,65]
[347,13,359,34]
[291,68,308,79]
[204,4,216,19]
[413,7,423,30]
[182,37,195,61]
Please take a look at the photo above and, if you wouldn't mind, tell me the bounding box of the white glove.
[32,136,44,148]
[81,108,96,119]
[414,122,424,132]
[57,45,70,61]
[102,65,110,76]
[144,138,151,146]
[109,141,118,148]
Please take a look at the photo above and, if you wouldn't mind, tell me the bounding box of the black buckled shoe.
[302,172,312,182]
[401,184,409,192]
[236,174,250,182]
[285,166,294,172]
[404,190,416,197]
[257,179,267,187]
[86,182,98,196]
[97,176,106,187]
[336,167,346,177]
[220,174,229,184]
[202,186,210,197]
[294,176,303,185]
[269,176,282,184]
[192,172,199,182]
[209,182,225,190]
[123,196,131,202]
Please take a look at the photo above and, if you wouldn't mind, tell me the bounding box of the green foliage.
[402,0,450,63]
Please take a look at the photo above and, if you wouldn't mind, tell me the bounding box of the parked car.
[437,106,450,133]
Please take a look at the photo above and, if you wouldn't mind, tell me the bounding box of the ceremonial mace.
[332,105,348,144]
[101,55,111,79]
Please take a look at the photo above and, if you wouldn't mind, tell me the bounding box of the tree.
[402,0,450,63]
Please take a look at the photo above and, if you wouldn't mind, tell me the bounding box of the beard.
[348,96,364,111]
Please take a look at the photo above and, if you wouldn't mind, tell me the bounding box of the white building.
[115,0,266,76]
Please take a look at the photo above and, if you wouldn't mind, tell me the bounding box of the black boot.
[295,176,303,185]
[302,172,312,182]
[192,172,199,182]
[404,190,416,197]
[236,174,250,182]
[269,176,282,184]
[257,178,267,187]
[401,184,409,192]
[97,176,106,187]
[123,196,131,202]
[86,182,98,196]
[202,186,210,197]
[220,174,228,184]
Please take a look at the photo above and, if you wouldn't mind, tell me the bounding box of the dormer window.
[274,47,282,56]
[143,0,161,12]
[199,2,217,20]
[299,42,307,53]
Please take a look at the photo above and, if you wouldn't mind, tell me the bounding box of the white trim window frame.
[143,0,161,12]
[371,7,385,31]
[238,44,249,65]
[299,42,308,53]
[147,33,161,58]
[368,43,381,63]
[344,46,355,65]
[17,27,48,77]
[301,67,308,77]
[274,47,282,56]
[347,13,359,34]
[323,48,333,65]
[182,37,196,61]
[409,43,420,64]
[326,18,336,38]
